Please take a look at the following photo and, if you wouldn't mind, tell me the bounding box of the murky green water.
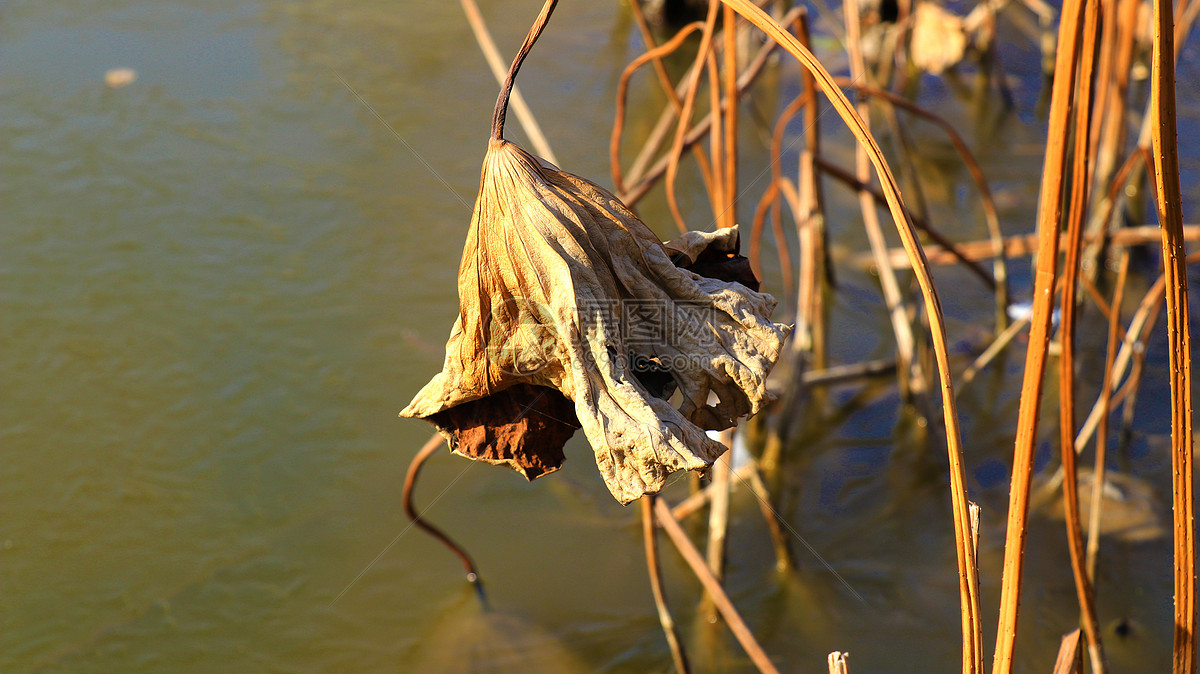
[2,1,1194,671]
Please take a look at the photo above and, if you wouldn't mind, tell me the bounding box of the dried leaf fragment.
[428,383,579,480]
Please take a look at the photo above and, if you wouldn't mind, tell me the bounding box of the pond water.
[2,0,1198,671]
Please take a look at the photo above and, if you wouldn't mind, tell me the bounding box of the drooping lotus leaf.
[402,138,789,504]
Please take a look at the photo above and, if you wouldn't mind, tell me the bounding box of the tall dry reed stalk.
[1149,0,1197,668]
[1056,0,1105,670]
[992,0,1087,669]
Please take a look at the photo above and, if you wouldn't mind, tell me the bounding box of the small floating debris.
[104,67,138,89]
[1006,300,1061,326]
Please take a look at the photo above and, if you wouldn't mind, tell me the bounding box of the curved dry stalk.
[714,2,981,670]
[625,68,703,193]
[774,178,805,291]
[830,77,1009,319]
[1083,0,1141,273]
[1086,250,1129,581]
[766,92,809,279]
[490,0,558,141]
[460,0,558,165]
[611,22,707,195]
[749,178,777,283]
[749,85,812,296]
[992,0,1087,668]
[628,0,687,112]
[403,433,486,601]
[1150,0,1197,666]
[642,495,690,674]
[1056,2,1106,670]
[620,31,786,207]
[738,464,794,572]
[1084,0,1122,193]
[665,0,721,233]
[815,157,996,290]
[654,497,781,674]
[622,0,717,199]
[617,9,720,203]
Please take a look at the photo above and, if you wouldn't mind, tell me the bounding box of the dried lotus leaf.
[402,139,789,504]
[910,2,967,75]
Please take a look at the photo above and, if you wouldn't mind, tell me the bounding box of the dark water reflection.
[2,0,1195,671]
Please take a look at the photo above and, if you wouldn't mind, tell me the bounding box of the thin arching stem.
[403,433,487,606]
[491,0,559,141]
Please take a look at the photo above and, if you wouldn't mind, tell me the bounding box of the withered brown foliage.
[402,139,787,504]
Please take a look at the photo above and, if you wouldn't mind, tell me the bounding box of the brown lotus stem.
[705,47,726,231]
[621,19,788,205]
[1087,250,1129,581]
[664,0,720,234]
[654,498,781,674]
[738,462,794,573]
[702,432,732,623]
[460,0,558,164]
[611,22,707,196]
[627,0,684,114]
[491,0,559,141]
[794,8,829,376]
[642,495,690,674]
[403,432,486,603]
[754,78,810,296]
[749,178,781,287]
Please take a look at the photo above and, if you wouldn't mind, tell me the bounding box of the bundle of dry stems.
[400,0,1199,671]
